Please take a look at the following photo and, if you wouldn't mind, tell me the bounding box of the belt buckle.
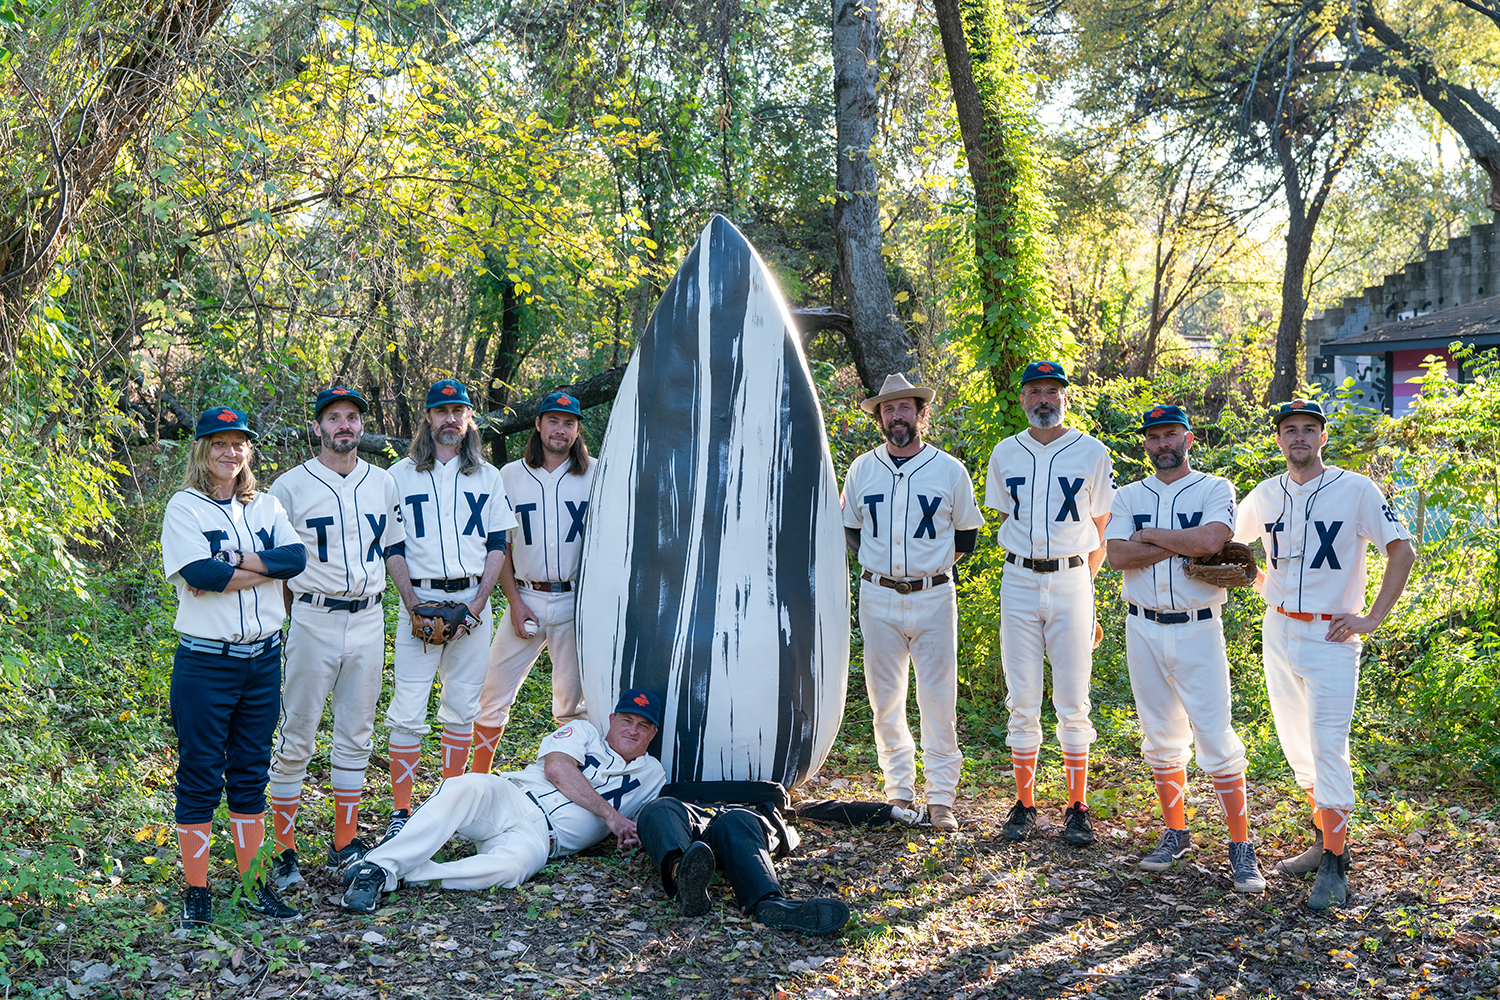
[895,580,912,594]
[1157,612,1189,625]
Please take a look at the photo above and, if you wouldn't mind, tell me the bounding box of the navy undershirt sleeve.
[955,529,978,554]
[258,543,307,579]
[383,541,407,560]
[486,530,506,553]
[180,559,234,593]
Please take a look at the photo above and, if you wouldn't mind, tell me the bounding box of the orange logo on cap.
[633,693,650,707]
[557,395,573,406]
[217,410,236,422]
[1150,407,1165,417]
[333,387,348,395]
[441,384,457,396]
[1037,363,1054,372]
[1291,399,1307,409]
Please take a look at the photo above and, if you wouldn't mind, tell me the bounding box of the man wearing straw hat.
[842,374,986,832]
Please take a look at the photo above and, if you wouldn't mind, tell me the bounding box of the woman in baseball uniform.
[160,408,308,929]
[1235,400,1415,909]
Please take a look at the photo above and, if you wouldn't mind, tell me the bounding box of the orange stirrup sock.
[1321,808,1350,855]
[331,767,364,851]
[1307,788,1322,830]
[1011,748,1039,808]
[389,735,421,812]
[470,724,505,775]
[1213,773,1249,842]
[177,822,212,887]
[441,725,473,778]
[227,812,264,875]
[1062,747,1090,808]
[1153,767,1188,830]
[268,787,300,852]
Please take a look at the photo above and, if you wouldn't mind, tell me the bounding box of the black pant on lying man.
[636,781,849,937]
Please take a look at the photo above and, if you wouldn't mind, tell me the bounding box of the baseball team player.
[1103,405,1265,891]
[264,387,406,889]
[1234,399,1415,909]
[160,407,308,928]
[382,379,518,841]
[843,373,986,832]
[984,361,1115,847]
[339,689,666,911]
[471,391,594,772]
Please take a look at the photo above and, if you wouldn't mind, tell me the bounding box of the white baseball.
[523,619,538,638]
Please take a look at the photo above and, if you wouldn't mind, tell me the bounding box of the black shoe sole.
[676,842,715,917]
[753,897,850,937]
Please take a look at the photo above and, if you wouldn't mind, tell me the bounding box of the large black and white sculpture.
[575,215,849,788]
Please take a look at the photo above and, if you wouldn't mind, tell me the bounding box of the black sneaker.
[1306,849,1349,910]
[1138,828,1192,871]
[675,841,716,917]
[178,885,214,931]
[753,896,850,937]
[271,848,303,890]
[342,860,392,914]
[1229,841,1267,893]
[1002,801,1038,842]
[325,837,375,872]
[380,809,411,845]
[1061,802,1096,847]
[241,879,301,920]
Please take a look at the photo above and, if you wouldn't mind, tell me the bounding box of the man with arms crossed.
[1104,405,1265,892]
[340,690,666,910]
[1235,399,1414,909]
[985,361,1115,847]
[843,373,986,832]
[472,391,594,772]
[266,387,405,888]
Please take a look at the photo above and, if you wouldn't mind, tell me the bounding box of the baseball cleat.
[240,879,301,920]
[675,841,716,917]
[928,804,959,832]
[1138,827,1192,871]
[325,837,375,872]
[1306,849,1349,910]
[341,860,392,914]
[1002,801,1038,842]
[1275,827,1331,875]
[1061,802,1096,847]
[753,895,850,936]
[271,848,304,890]
[178,885,214,931]
[379,809,411,845]
[1229,841,1267,892]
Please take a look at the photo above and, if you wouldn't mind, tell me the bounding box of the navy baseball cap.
[1020,360,1070,386]
[1138,404,1191,433]
[538,390,582,417]
[195,407,257,440]
[425,379,472,409]
[1273,398,1327,429]
[613,688,662,728]
[314,385,369,418]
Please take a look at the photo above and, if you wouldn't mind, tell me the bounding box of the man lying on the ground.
[637,781,850,937]
[340,690,666,912]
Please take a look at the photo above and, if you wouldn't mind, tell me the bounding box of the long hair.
[523,426,591,475]
[409,417,485,474]
[181,436,258,502]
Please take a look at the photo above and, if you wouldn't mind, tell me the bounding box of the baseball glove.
[1183,541,1259,588]
[410,601,481,647]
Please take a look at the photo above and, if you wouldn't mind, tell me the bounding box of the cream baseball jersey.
[501,458,595,583]
[1234,466,1410,615]
[269,458,406,599]
[161,489,298,642]
[389,456,518,580]
[1105,472,1237,610]
[985,428,1116,558]
[509,720,666,853]
[842,444,986,579]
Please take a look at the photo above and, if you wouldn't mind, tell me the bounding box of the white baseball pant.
[385,584,495,738]
[1262,612,1359,811]
[1000,562,1098,749]
[362,773,551,890]
[478,590,584,727]
[858,580,962,807]
[1124,612,1247,775]
[270,600,387,783]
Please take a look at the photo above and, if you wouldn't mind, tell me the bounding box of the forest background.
[1,0,1499,994]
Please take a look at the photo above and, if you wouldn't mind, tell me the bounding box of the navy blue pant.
[637,799,781,911]
[169,642,282,824]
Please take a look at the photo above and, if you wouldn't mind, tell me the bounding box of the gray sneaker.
[341,860,393,914]
[270,848,304,890]
[1229,841,1267,892]
[325,837,375,872]
[1139,828,1191,871]
[379,809,411,845]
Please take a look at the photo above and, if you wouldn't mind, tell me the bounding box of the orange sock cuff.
[332,789,362,851]
[177,822,212,887]
[269,794,300,853]
[470,724,505,775]
[1011,748,1039,808]
[1306,789,1322,830]
[1212,773,1249,842]
[440,725,473,779]
[389,738,422,812]
[1152,767,1188,830]
[1321,808,1350,855]
[227,812,264,875]
[1062,748,1090,808]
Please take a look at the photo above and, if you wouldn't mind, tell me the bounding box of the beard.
[435,426,464,447]
[1026,403,1061,429]
[882,418,915,448]
[322,430,360,454]
[1285,447,1316,469]
[1148,443,1186,471]
[543,436,572,457]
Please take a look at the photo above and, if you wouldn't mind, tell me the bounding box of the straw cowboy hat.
[861,373,936,414]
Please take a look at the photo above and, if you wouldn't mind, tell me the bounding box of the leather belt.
[520,580,573,593]
[511,779,560,857]
[416,577,478,592]
[1005,553,1085,573]
[179,634,281,659]
[860,569,950,594]
[1129,603,1218,625]
[1276,606,1336,622]
[298,592,382,613]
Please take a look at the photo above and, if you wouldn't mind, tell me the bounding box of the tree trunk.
[485,278,522,466]
[833,0,913,392]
